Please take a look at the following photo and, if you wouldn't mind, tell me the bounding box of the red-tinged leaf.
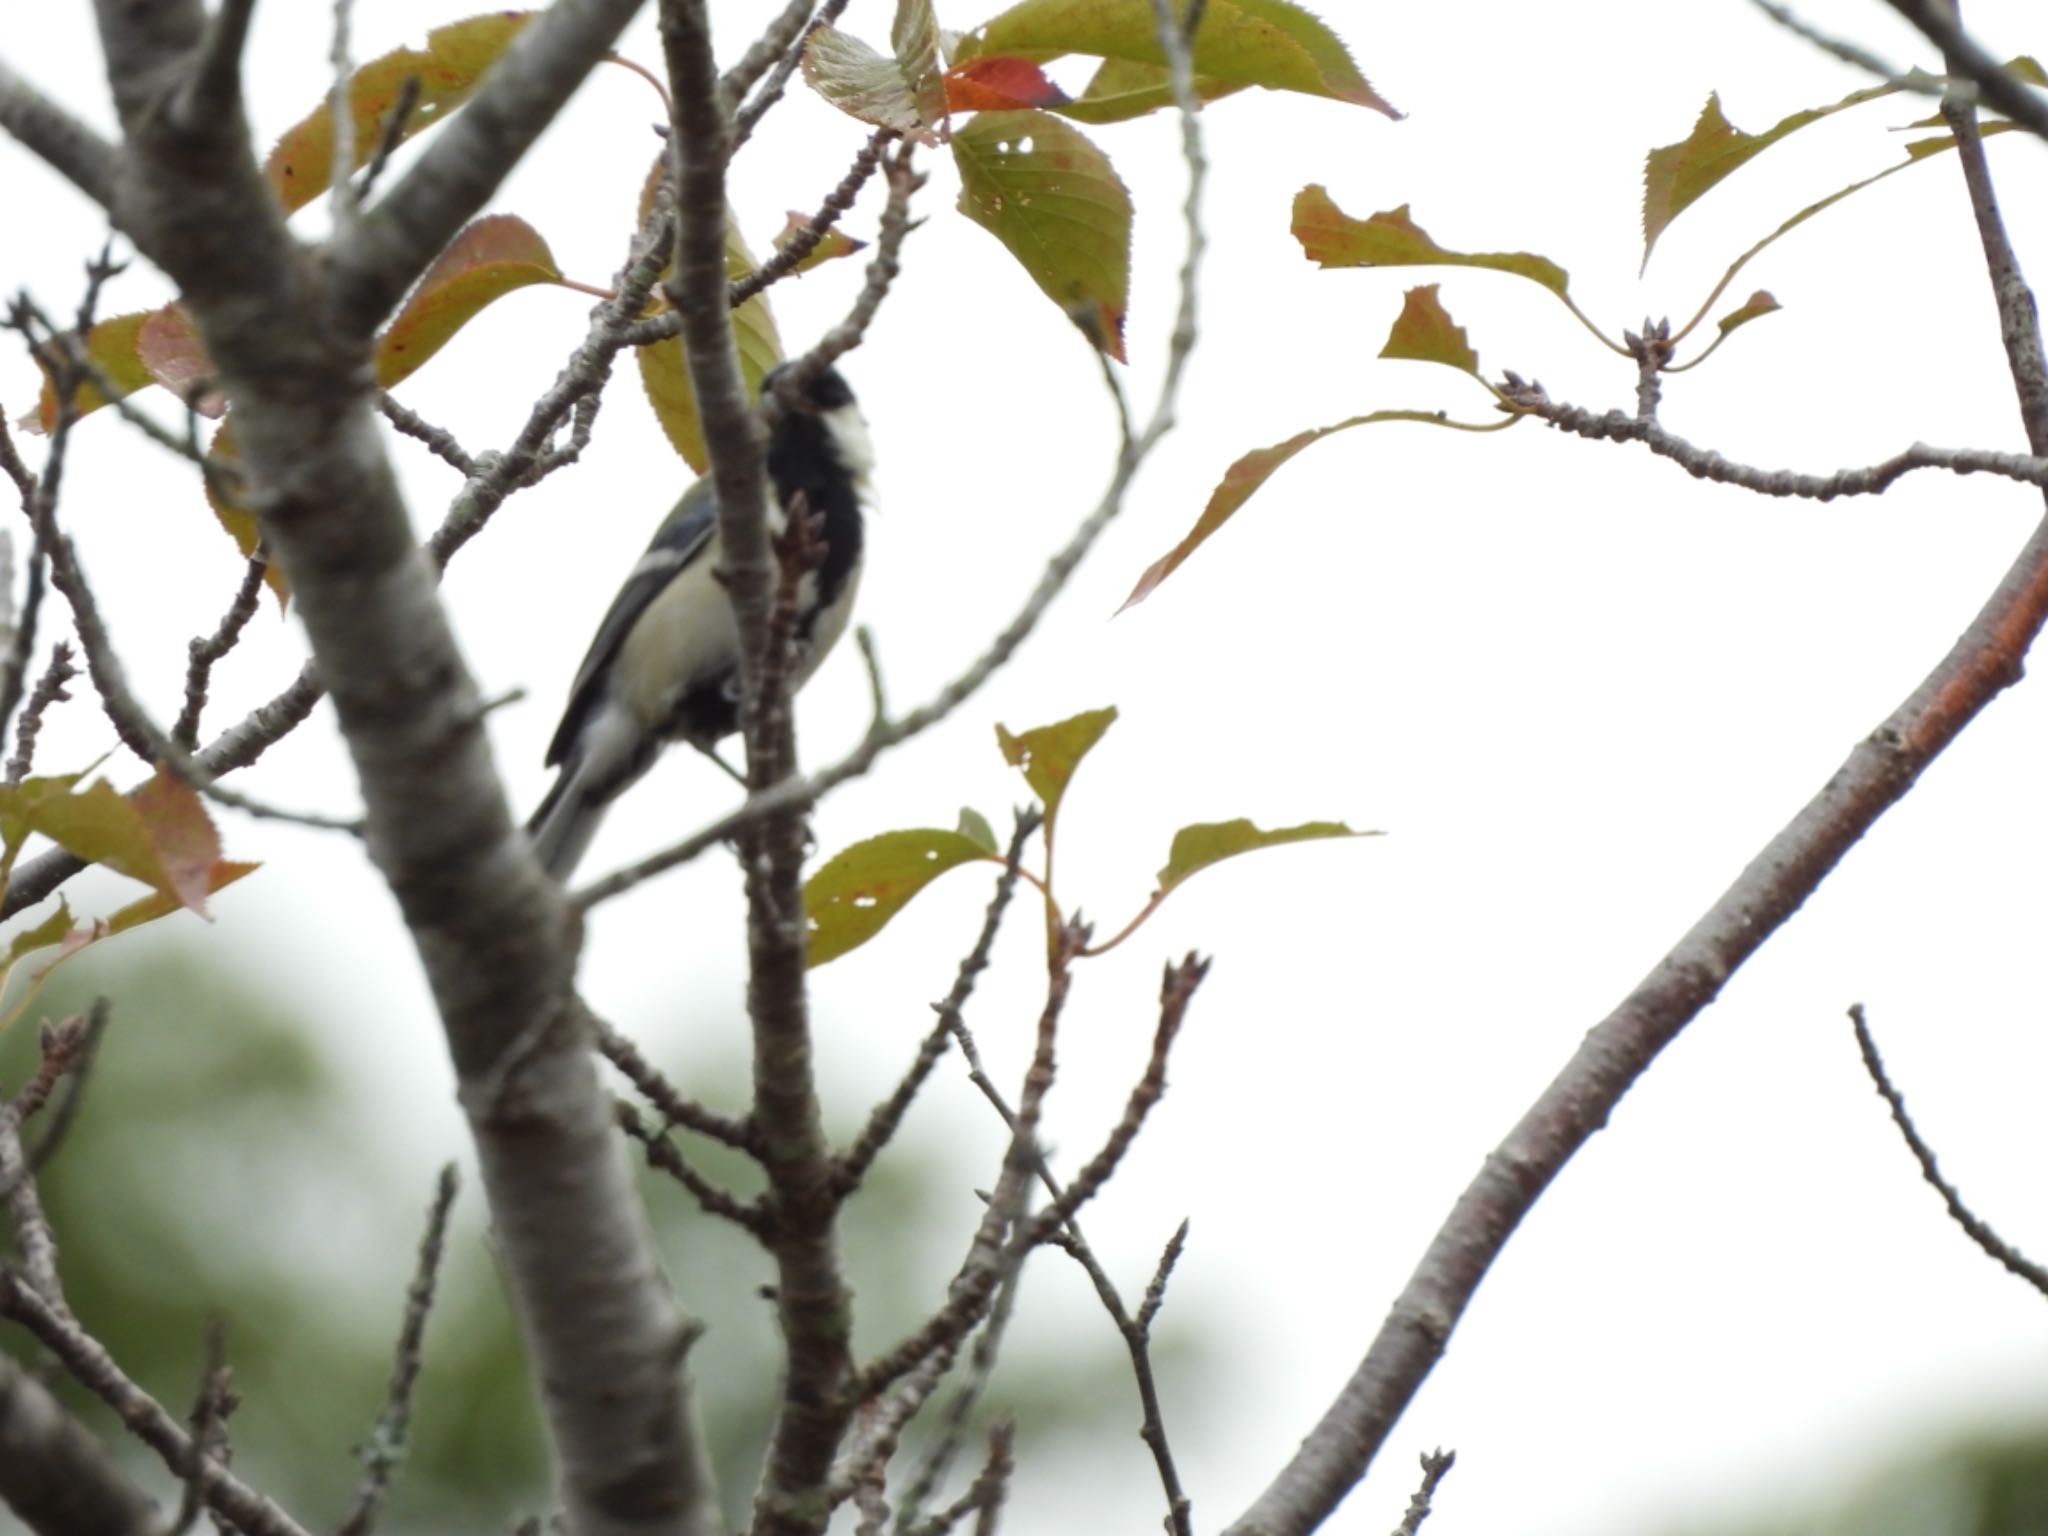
[102,860,258,938]
[1716,289,1781,338]
[965,0,1396,116]
[1641,81,1911,267]
[23,311,154,434]
[996,707,1117,834]
[945,55,1071,111]
[1051,55,1244,123]
[772,212,867,275]
[264,11,537,214]
[135,304,225,417]
[128,770,226,914]
[1120,407,1517,610]
[953,111,1131,361]
[1155,818,1379,894]
[1381,284,1479,375]
[805,829,993,966]
[1,774,185,907]
[376,214,564,391]
[803,21,944,140]
[1293,189,1570,297]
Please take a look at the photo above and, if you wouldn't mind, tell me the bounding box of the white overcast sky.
[4,2,2048,1534]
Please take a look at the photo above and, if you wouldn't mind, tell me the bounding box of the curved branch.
[0,60,121,212]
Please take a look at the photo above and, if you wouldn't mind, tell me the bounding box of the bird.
[526,362,872,881]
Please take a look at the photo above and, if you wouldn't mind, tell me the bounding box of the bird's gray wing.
[544,480,719,768]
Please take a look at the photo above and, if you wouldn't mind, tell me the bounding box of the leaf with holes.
[22,311,155,434]
[964,0,1396,116]
[264,11,537,213]
[953,111,1131,360]
[805,828,994,966]
[996,706,1117,834]
[1381,285,1479,375]
[376,214,565,391]
[1156,818,1379,894]
[1294,189,1570,299]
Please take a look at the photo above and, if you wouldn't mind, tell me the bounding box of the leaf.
[1052,56,1244,124]
[805,829,993,966]
[1640,81,1912,266]
[1715,289,1781,338]
[635,194,785,472]
[1293,188,1570,297]
[200,419,286,604]
[996,707,1117,834]
[802,19,944,140]
[0,770,228,913]
[23,311,155,434]
[891,0,949,131]
[376,214,564,391]
[945,55,1072,112]
[3,901,76,967]
[953,111,1132,361]
[135,304,225,417]
[771,212,868,274]
[101,859,259,938]
[264,11,537,214]
[965,0,1397,117]
[1120,408,1516,610]
[1380,284,1478,375]
[956,807,999,855]
[1155,818,1378,893]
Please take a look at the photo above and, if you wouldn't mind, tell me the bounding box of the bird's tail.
[527,762,609,882]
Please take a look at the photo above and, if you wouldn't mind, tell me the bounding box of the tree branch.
[0,59,122,212]
[1223,75,2048,1536]
[0,1350,165,1536]
[1882,0,2048,144]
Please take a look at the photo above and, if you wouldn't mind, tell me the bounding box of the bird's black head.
[762,361,856,415]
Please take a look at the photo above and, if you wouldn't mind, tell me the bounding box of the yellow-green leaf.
[965,0,1396,117]
[805,829,992,966]
[23,311,155,434]
[1293,189,1569,297]
[1380,284,1478,375]
[1157,818,1377,893]
[200,419,286,604]
[376,214,564,391]
[635,199,785,472]
[957,806,999,855]
[0,770,225,912]
[1120,408,1515,610]
[996,707,1116,833]
[264,12,537,214]
[771,211,868,274]
[1641,80,1916,266]
[953,111,1131,361]
[1715,289,1781,338]
[2,900,75,967]
[1052,56,1245,123]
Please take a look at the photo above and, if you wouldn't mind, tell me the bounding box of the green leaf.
[1715,289,1781,339]
[953,111,1132,361]
[956,807,999,855]
[1051,56,1245,123]
[1156,818,1377,893]
[22,311,155,434]
[805,829,993,966]
[635,201,785,472]
[1640,80,1916,267]
[1293,188,1570,298]
[376,214,565,391]
[1119,408,1515,610]
[0,770,228,913]
[802,12,944,140]
[996,707,1117,833]
[965,0,1397,117]
[264,12,537,214]
[3,900,75,967]
[1380,284,1478,375]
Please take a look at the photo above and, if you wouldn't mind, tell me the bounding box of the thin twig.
[171,1320,238,1536]
[26,998,109,1173]
[593,1013,755,1151]
[6,640,74,783]
[337,1164,459,1536]
[378,393,476,478]
[355,73,422,205]
[1748,1,1913,80]
[904,1422,1015,1536]
[730,1,856,147]
[618,1103,768,1235]
[1847,1004,2048,1295]
[730,130,889,308]
[173,555,269,750]
[1390,1450,1455,1536]
[1883,0,2048,144]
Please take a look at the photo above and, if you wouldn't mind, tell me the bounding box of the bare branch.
[173,556,270,750]
[26,999,109,1173]
[337,1164,459,1536]
[0,59,122,211]
[1748,1,1914,80]
[171,1321,237,1536]
[0,1349,163,1536]
[729,129,889,308]
[776,141,922,401]
[177,0,260,127]
[594,1015,756,1151]
[618,1104,768,1235]
[1390,1450,1455,1536]
[1847,1004,2048,1295]
[6,642,75,784]
[1499,376,2048,497]
[379,393,477,479]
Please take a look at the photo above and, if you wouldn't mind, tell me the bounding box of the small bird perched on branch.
[527,363,872,880]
